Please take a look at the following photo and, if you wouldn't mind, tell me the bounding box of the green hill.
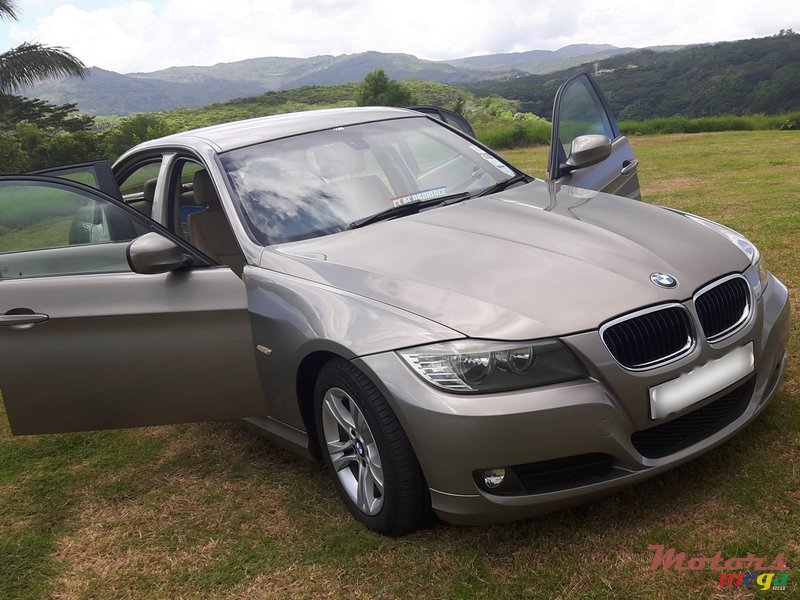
[26,67,264,116]
[158,83,362,130]
[469,32,800,120]
[156,80,479,131]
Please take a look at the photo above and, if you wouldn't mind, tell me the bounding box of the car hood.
[260,181,751,340]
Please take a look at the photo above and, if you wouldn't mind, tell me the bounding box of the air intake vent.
[631,378,753,458]
[601,305,693,370]
[695,275,751,342]
[513,453,615,494]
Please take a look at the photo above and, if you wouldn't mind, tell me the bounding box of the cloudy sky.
[2,0,798,74]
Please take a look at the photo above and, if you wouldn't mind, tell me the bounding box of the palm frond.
[0,0,20,21]
[0,42,86,94]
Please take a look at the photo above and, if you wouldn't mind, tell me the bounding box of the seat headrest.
[313,143,366,179]
[193,170,221,208]
[142,178,157,203]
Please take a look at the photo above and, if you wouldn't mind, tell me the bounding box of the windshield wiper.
[348,192,472,229]
[476,173,531,197]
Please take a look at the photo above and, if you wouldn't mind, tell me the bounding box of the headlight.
[397,339,586,393]
[685,213,768,293]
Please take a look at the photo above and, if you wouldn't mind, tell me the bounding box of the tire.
[314,358,430,536]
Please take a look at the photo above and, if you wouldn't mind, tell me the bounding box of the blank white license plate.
[649,343,754,420]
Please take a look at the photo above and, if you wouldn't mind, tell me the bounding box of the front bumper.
[352,273,790,525]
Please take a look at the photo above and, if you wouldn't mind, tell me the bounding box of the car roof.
[130,106,421,154]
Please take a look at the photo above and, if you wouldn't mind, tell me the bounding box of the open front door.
[0,176,266,435]
[548,72,641,200]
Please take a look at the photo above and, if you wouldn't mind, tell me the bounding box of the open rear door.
[548,73,641,200]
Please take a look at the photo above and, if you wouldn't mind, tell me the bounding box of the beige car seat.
[187,170,246,276]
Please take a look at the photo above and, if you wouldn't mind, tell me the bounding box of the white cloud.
[8,0,800,73]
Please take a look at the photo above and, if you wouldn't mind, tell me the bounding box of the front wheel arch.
[296,350,342,459]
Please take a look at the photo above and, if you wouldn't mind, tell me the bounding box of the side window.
[406,106,475,137]
[442,112,474,137]
[37,166,99,188]
[118,161,162,218]
[558,78,615,158]
[32,160,123,200]
[118,162,161,197]
[0,179,152,280]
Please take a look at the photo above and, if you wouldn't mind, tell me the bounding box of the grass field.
[1,131,798,599]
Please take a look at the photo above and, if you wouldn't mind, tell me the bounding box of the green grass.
[0,217,73,253]
[0,186,84,231]
[0,185,86,253]
[1,130,798,599]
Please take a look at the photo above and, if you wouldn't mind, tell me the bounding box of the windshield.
[219,116,518,245]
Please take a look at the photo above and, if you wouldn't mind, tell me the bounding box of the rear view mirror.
[561,135,612,173]
[127,232,193,274]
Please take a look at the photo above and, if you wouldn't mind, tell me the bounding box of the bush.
[475,119,551,149]
[101,114,176,159]
[619,112,800,135]
[355,69,414,107]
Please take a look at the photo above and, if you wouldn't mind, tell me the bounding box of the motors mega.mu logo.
[649,545,791,591]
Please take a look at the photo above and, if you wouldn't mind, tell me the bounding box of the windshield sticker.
[391,186,448,207]
[468,145,515,177]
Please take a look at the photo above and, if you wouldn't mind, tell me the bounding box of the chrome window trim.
[693,273,753,344]
[599,303,696,372]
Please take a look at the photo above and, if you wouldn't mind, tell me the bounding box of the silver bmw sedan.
[0,74,790,535]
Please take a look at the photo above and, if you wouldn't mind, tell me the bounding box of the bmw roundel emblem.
[650,272,678,288]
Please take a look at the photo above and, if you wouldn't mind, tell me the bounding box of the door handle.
[621,159,639,176]
[0,312,49,329]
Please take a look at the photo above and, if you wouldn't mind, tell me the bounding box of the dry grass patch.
[50,441,303,599]
[223,565,352,600]
[52,483,280,595]
[637,176,700,197]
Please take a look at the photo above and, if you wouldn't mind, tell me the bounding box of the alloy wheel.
[321,386,385,515]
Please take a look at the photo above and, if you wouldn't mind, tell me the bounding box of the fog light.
[483,468,506,488]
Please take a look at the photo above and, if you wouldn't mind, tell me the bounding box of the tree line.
[0,95,176,172]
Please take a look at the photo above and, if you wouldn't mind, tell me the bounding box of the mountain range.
[26,44,642,116]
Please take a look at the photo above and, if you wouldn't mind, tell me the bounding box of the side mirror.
[126,232,193,274]
[561,134,612,173]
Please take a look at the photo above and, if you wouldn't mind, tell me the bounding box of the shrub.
[475,119,551,149]
[619,113,800,135]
